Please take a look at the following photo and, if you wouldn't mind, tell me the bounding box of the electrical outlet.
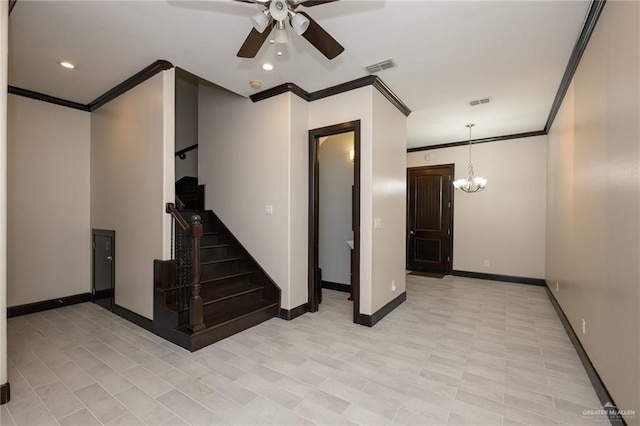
[391,280,397,292]
[582,319,586,334]
[484,260,490,268]
[556,281,559,292]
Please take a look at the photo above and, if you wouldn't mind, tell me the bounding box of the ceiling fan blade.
[237,26,273,58]
[297,12,344,60]
[299,0,339,7]
[233,0,269,3]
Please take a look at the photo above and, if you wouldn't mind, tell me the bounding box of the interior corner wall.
[175,73,198,180]
[90,71,173,320]
[7,95,91,306]
[371,90,407,313]
[198,86,293,308]
[546,1,640,418]
[308,86,375,314]
[407,135,547,278]
[288,94,309,310]
[1,0,9,391]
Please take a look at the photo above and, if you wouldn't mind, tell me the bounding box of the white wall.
[288,94,309,309]
[407,135,547,278]
[371,90,407,313]
[310,86,408,316]
[198,86,294,307]
[309,87,374,314]
[1,0,8,391]
[319,132,353,285]
[175,74,198,180]
[7,95,91,306]
[90,71,174,319]
[546,1,640,418]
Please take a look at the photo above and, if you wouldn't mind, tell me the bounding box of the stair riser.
[201,260,241,279]
[203,289,264,318]
[200,246,243,262]
[200,234,230,246]
[202,273,252,291]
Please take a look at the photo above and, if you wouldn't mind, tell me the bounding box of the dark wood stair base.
[154,207,281,352]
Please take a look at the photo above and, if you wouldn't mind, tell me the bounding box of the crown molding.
[88,59,173,111]
[7,59,174,112]
[251,75,411,117]
[407,130,547,153]
[7,86,89,111]
[544,0,606,132]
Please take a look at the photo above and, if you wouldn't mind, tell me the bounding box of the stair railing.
[166,202,205,332]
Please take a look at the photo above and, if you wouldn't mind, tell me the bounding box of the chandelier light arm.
[453,123,487,193]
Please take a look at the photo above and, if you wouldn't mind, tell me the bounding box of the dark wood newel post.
[189,215,205,332]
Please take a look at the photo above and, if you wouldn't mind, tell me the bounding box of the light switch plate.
[374,218,382,229]
[265,205,273,215]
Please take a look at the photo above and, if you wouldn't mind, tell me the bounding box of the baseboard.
[544,283,626,425]
[7,293,92,318]
[451,270,545,286]
[321,281,350,293]
[279,303,308,321]
[355,291,406,327]
[0,382,10,405]
[113,304,153,331]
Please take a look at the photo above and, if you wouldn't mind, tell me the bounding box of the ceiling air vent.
[469,97,492,106]
[365,58,397,74]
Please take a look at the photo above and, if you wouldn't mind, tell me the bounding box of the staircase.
[154,208,281,352]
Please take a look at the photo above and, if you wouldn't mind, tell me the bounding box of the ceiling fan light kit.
[236,0,344,60]
[251,10,271,33]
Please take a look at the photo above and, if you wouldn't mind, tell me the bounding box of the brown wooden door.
[407,165,453,274]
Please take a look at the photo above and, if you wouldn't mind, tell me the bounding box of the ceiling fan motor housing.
[270,0,289,21]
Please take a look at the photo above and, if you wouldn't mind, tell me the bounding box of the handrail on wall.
[175,144,198,160]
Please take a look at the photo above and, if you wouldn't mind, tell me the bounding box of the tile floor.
[1,275,608,425]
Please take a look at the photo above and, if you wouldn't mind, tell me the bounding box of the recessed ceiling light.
[59,61,76,69]
[262,63,274,71]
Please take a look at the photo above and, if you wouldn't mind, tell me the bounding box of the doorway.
[309,120,360,322]
[92,229,115,310]
[407,165,454,275]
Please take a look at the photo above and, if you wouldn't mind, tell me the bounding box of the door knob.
[107,256,113,261]
[409,231,415,235]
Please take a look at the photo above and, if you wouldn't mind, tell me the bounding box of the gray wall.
[546,1,640,419]
[7,95,91,306]
[90,71,174,319]
[319,132,354,285]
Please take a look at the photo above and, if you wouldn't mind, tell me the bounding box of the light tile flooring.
[2,275,608,426]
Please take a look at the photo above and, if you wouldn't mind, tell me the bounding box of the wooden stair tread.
[175,299,277,334]
[155,206,281,351]
[200,299,278,330]
[201,270,251,284]
[201,256,243,266]
[200,281,263,304]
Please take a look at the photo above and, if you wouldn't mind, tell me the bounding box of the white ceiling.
[8,0,590,148]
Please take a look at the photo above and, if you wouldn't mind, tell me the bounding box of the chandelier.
[453,123,487,193]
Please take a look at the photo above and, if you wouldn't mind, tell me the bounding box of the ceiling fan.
[235,0,344,60]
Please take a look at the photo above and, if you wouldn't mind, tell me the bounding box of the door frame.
[308,120,360,323]
[92,229,115,310]
[406,164,455,274]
